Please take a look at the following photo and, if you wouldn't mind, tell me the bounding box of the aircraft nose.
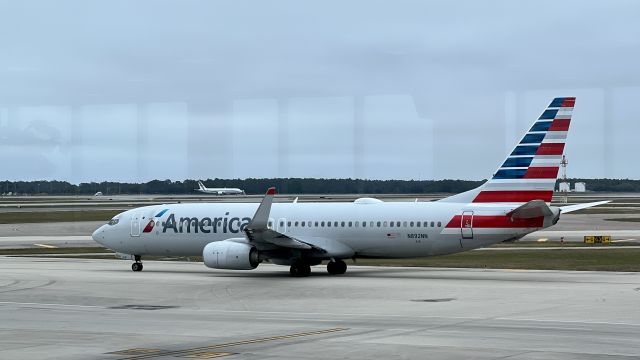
[92,225,106,245]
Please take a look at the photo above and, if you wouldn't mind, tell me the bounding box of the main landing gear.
[131,255,143,272]
[289,261,311,277]
[327,259,347,275]
[288,259,348,277]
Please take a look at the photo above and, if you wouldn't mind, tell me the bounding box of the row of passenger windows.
[269,220,442,228]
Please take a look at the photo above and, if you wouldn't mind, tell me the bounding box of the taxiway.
[1,257,639,359]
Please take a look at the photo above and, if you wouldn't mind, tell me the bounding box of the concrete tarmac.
[0,222,102,248]
[0,221,103,237]
[1,257,639,359]
[0,235,94,249]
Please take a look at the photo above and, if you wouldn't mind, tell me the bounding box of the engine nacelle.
[203,239,259,270]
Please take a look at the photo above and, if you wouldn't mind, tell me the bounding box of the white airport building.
[557,182,586,192]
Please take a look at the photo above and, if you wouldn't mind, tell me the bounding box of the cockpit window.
[108,218,120,226]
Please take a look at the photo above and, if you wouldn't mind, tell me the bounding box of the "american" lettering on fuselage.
[161,213,252,234]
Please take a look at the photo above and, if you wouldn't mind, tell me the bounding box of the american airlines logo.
[156,213,253,234]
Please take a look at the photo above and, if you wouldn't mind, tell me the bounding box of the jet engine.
[203,239,260,270]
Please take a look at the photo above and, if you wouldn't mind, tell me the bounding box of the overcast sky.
[1,0,639,183]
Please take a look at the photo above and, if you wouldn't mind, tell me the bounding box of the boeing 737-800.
[92,97,607,276]
[195,181,245,195]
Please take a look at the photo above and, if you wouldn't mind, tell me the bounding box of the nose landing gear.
[131,255,143,272]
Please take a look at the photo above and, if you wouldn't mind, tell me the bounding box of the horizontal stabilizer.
[507,200,553,219]
[559,201,610,214]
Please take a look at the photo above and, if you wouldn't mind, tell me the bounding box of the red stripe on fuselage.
[536,143,565,155]
[523,166,559,179]
[549,119,571,131]
[446,215,544,228]
[473,190,553,203]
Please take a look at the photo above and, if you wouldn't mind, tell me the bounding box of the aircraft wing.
[243,187,315,250]
[243,188,354,257]
[250,228,314,250]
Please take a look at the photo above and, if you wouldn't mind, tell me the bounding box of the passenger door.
[130,212,142,237]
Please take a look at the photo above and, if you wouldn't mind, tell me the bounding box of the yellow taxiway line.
[112,327,348,360]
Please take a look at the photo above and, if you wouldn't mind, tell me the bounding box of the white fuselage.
[92,199,544,260]
[197,187,244,195]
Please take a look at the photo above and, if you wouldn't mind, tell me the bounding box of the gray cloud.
[0,0,638,182]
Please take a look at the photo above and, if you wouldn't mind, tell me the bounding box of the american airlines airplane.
[195,181,245,195]
[92,97,607,277]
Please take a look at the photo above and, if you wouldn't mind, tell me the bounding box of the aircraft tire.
[290,262,311,277]
[132,262,143,272]
[327,260,347,275]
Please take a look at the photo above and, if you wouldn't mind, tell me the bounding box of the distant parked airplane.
[93,97,608,276]
[195,181,245,195]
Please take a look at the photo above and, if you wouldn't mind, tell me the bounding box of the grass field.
[487,242,634,247]
[355,248,640,272]
[3,246,640,272]
[573,208,640,214]
[0,210,121,224]
[605,218,640,223]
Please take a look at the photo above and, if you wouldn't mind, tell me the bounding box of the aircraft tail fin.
[439,97,575,204]
[198,181,206,190]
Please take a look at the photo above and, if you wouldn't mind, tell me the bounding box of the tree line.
[0,178,638,196]
[1,179,483,195]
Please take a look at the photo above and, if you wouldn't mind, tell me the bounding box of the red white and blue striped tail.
[440,97,575,204]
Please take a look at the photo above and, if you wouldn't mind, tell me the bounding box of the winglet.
[246,187,276,230]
